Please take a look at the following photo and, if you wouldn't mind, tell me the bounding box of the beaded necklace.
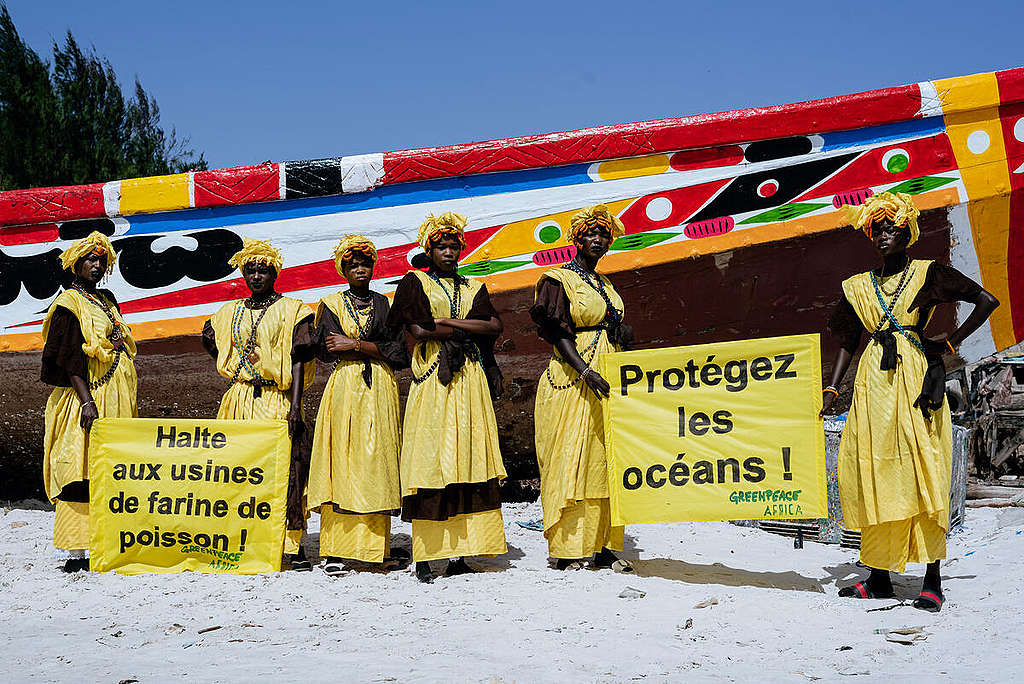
[869,260,927,357]
[868,261,914,332]
[334,292,376,384]
[870,264,927,356]
[561,260,622,324]
[544,261,621,391]
[426,271,462,318]
[545,333,603,390]
[342,291,374,339]
[71,284,123,343]
[874,257,912,297]
[244,292,281,310]
[411,355,441,384]
[71,284,126,390]
[230,295,280,394]
[345,289,373,303]
[411,272,475,385]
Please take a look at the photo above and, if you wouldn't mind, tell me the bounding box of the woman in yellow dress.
[821,192,998,611]
[201,238,316,571]
[41,231,138,572]
[308,235,410,575]
[388,212,507,583]
[531,205,634,569]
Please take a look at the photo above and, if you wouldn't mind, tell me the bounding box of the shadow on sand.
[616,533,822,594]
[304,530,524,575]
[822,560,977,598]
[617,557,826,593]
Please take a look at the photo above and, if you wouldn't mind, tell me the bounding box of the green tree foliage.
[0,4,205,191]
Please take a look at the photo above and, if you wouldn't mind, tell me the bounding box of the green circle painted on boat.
[885,154,909,173]
[538,224,561,243]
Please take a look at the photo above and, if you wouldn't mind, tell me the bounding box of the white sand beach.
[1,501,1021,683]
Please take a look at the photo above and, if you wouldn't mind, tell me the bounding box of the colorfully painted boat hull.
[2,68,1023,366]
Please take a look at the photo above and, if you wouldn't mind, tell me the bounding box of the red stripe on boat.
[193,164,281,208]
[0,223,59,246]
[0,79,980,225]
[996,71,1024,340]
[0,184,105,226]
[383,84,924,184]
[669,146,745,171]
[110,224,503,316]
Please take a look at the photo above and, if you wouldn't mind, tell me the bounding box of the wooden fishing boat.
[2,67,1022,495]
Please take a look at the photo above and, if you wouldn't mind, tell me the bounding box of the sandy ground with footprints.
[1,500,1022,683]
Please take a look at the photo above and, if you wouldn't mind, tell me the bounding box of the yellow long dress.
[206,296,315,555]
[391,270,507,562]
[838,259,950,573]
[308,292,406,562]
[42,288,138,550]
[532,267,625,559]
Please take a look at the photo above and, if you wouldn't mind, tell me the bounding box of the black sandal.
[289,556,312,572]
[555,558,584,570]
[415,561,434,583]
[323,557,347,577]
[446,557,477,576]
[837,581,895,599]
[383,548,411,571]
[592,547,618,568]
[912,590,944,612]
[61,558,89,573]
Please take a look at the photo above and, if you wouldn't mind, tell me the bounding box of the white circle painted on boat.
[533,221,563,244]
[881,148,910,173]
[1015,116,1024,142]
[756,179,779,198]
[645,196,673,222]
[967,129,991,155]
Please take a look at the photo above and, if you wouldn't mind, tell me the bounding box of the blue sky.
[6,0,1023,170]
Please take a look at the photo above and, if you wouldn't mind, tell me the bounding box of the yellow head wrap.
[569,204,625,243]
[59,231,116,274]
[227,238,284,274]
[844,191,920,246]
[417,212,468,251]
[333,234,378,276]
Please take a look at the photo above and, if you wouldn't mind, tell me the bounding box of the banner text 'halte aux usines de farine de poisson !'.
[88,418,291,574]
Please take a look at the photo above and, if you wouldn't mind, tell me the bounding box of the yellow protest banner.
[600,334,826,525]
[88,418,291,574]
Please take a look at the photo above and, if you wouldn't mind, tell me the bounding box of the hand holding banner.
[600,334,827,525]
[88,418,291,574]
